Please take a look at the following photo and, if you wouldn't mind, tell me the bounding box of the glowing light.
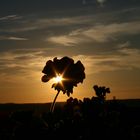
[53,74,63,83]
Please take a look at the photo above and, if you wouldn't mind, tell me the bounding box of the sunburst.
[53,74,63,83]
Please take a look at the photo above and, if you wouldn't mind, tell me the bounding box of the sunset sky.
[0,0,140,103]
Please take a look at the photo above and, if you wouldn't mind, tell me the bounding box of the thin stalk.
[50,90,60,113]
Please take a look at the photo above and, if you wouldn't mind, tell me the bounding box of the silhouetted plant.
[41,56,85,112]
[93,85,110,100]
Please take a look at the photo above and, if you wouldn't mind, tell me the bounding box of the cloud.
[117,41,130,49]
[46,35,81,46]
[0,50,45,80]
[0,15,21,21]
[0,42,139,85]
[47,21,140,45]
[1,16,91,33]
[73,55,120,74]
[0,36,28,41]
[81,21,140,42]
[73,47,140,74]
[8,37,28,41]
[97,0,106,5]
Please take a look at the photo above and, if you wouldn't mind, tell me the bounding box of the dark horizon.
[0,98,140,105]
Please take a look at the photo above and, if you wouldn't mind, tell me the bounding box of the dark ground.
[0,98,140,140]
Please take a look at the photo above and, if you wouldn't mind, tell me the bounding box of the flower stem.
[50,90,60,113]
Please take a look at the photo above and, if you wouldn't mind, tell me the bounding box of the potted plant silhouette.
[41,56,85,113]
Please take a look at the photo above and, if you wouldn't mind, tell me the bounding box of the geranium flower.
[41,56,85,112]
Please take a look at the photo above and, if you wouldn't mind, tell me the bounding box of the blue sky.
[0,0,140,103]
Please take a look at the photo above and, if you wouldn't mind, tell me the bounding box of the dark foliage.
[0,98,140,140]
[93,85,110,100]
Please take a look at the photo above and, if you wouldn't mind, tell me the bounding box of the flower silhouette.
[41,56,85,112]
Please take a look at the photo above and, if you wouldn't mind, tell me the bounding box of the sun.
[53,74,63,83]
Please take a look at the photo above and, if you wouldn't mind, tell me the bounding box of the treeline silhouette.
[0,96,140,140]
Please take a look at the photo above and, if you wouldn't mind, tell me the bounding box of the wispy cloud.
[0,50,44,78]
[117,41,130,49]
[8,36,28,41]
[0,36,28,41]
[0,15,21,21]
[73,47,140,74]
[46,35,81,46]
[1,16,92,33]
[76,21,140,42]
[1,43,139,80]
[47,21,140,45]
[1,10,139,37]
[97,0,106,6]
